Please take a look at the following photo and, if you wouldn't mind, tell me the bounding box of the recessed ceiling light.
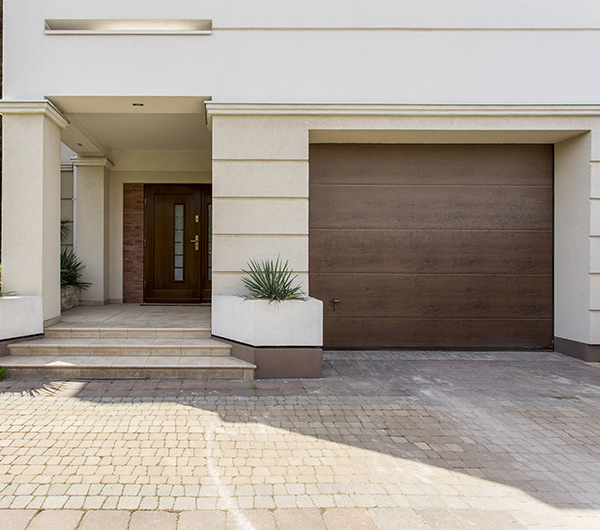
[77,143,83,147]
[133,103,144,107]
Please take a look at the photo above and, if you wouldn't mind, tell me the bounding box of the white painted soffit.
[48,96,212,156]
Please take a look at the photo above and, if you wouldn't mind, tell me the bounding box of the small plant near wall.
[241,257,305,301]
[60,248,91,310]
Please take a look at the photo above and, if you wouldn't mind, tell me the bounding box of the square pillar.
[72,156,113,304]
[0,101,68,326]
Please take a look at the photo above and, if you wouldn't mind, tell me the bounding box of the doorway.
[144,184,211,303]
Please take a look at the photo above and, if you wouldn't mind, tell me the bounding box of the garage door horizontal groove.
[313,272,552,277]
[310,183,552,188]
[310,228,553,232]
[325,317,554,321]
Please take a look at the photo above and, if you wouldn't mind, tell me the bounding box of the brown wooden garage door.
[309,144,554,349]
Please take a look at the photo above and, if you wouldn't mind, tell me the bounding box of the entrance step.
[8,337,231,357]
[45,327,211,339]
[0,355,255,380]
[4,323,256,380]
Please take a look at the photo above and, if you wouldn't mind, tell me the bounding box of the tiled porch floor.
[53,304,211,329]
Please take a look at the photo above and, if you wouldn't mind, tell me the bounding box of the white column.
[72,156,113,304]
[0,101,68,326]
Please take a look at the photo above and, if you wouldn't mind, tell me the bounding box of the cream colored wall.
[208,106,600,346]
[212,116,309,296]
[74,160,111,303]
[555,135,592,343]
[108,170,211,302]
[1,113,62,323]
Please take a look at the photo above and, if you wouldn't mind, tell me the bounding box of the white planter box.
[212,295,323,347]
[0,295,43,340]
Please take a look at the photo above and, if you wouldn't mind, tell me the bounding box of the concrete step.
[8,337,231,357]
[0,355,255,380]
[45,327,211,339]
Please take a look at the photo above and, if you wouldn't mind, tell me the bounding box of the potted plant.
[60,248,91,310]
[212,257,322,347]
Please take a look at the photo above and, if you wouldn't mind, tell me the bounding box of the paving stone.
[129,511,177,530]
[26,510,83,530]
[324,508,378,529]
[178,510,226,529]
[367,508,429,530]
[0,509,37,530]
[79,510,131,530]
[274,508,327,530]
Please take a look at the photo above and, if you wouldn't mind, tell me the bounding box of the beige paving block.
[79,510,131,530]
[227,509,277,530]
[178,510,226,529]
[274,508,326,530]
[324,508,379,530]
[368,508,429,530]
[27,510,83,530]
[0,510,37,530]
[129,511,177,530]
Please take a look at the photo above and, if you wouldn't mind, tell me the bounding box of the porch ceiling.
[48,96,212,157]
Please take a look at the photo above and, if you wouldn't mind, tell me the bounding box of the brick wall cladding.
[123,184,144,303]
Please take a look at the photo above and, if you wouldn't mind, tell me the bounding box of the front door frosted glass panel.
[174,204,184,282]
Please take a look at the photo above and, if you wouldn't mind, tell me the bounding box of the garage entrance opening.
[309,144,554,349]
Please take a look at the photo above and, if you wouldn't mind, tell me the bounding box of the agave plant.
[241,257,304,301]
[60,248,91,290]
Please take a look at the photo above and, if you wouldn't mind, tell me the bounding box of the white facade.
[2,0,600,356]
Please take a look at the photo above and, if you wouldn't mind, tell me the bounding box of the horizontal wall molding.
[0,100,69,129]
[206,103,600,128]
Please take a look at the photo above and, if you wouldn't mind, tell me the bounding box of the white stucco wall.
[4,1,600,104]
[208,105,600,346]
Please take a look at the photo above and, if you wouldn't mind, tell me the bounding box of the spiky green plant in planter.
[242,257,304,301]
[60,249,91,311]
[60,249,91,290]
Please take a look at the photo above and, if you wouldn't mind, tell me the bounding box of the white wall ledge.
[0,100,69,129]
[206,103,600,124]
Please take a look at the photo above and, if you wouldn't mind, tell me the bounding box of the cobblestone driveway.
[1,351,600,529]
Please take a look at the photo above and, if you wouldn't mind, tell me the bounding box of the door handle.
[189,235,199,250]
[332,298,341,311]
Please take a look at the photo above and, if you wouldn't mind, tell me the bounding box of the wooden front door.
[144,185,211,303]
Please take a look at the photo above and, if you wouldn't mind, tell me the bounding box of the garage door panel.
[310,230,553,275]
[310,185,552,230]
[310,144,554,187]
[312,274,553,319]
[324,318,554,349]
[309,143,553,349]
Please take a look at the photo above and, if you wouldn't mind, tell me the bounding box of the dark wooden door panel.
[310,230,553,275]
[323,318,554,349]
[309,185,553,230]
[311,274,553,319]
[144,185,211,304]
[308,143,554,349]
[310,143,554,186]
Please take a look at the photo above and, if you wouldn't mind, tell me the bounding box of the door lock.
[190,234,199,250]
[332,298,341,311]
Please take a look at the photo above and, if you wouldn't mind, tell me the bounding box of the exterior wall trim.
[71,156,115,170]
[205,103,600,128]
[0,100,69,129]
